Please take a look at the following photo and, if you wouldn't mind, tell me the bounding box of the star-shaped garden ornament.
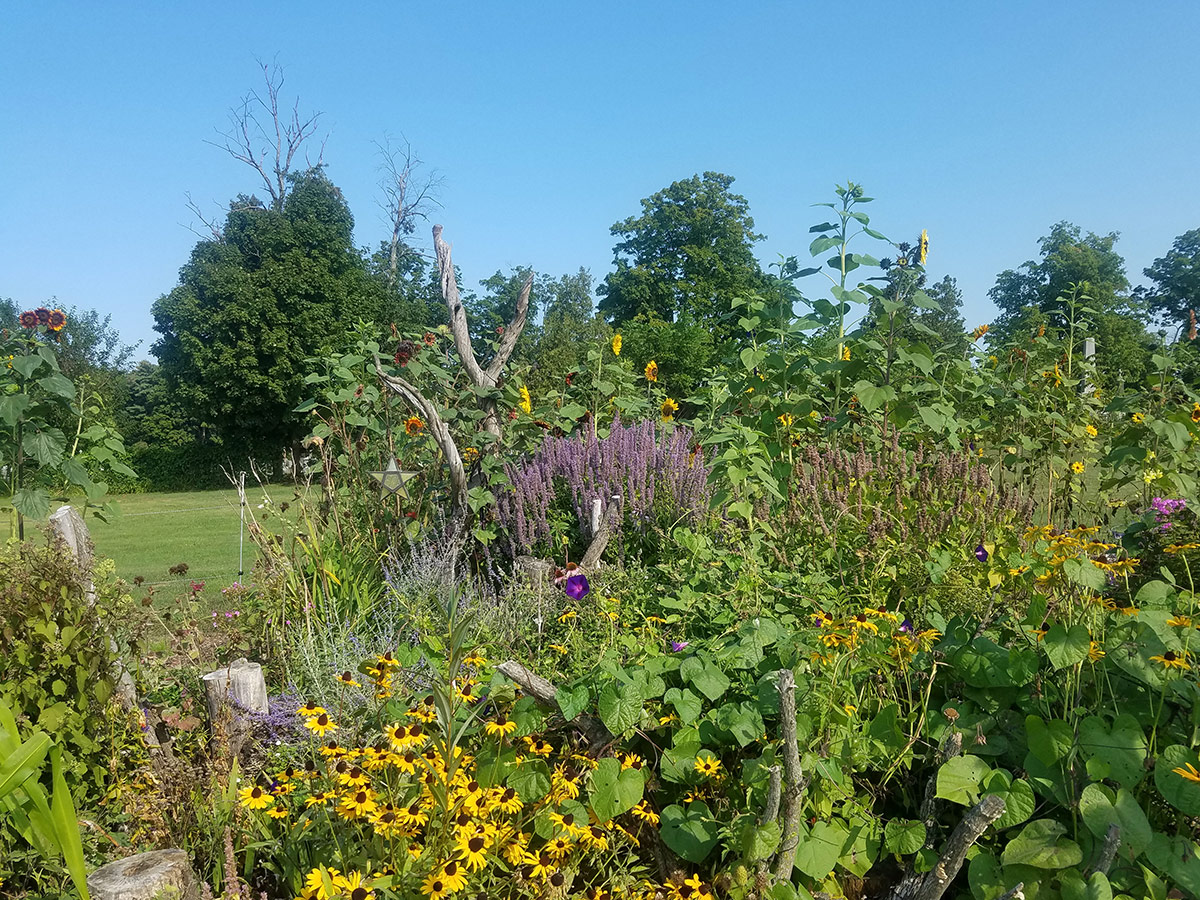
[369,457,419,500]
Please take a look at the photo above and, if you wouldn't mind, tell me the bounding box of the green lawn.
[77,485,303,598]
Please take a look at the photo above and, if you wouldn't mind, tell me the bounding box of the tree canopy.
[1142,228,1200,338]
[151,168,376,459]
[597,172,768,333]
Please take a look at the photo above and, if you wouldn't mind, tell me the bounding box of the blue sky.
[3,2,1199,358]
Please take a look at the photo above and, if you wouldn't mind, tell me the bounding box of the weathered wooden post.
[201,657,269,721]
[48,505,138,710]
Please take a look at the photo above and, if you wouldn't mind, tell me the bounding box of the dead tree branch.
[1088,824,1120,876]
[207,61,324,211]
[771,669,805,882]
[579,496,622,569]
[377,136,442,287]
[496,660,609,746]
[432,224,533,439]
[373,356,467,515]
[910,794,1006,900]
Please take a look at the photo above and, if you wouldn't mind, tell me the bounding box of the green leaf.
[49,746,90,900]
[742,820,782,861]
[0,393,30,426]
[1042,623,1091,670]
[660,801,721,863]
[1025,715,1073,766]
[985,770,1036,830]
[883,819,926,855]
[588,757,644,823]
[1079,783,1152,859]
[0,730,51,802]
[37,373,75,401]
[936,754,992,805]
[507,759,551,802]
[852,380,897,413]
[597,682,643,736]
[1154,744,1200,816]
[22,428,66,466]
[1078,714,1147,789]
[664,687,703,724]
[661,738,702,784]
[794,820,848,879]
[11,355,43,380]
[1001,819,1083,869]
[680,657,730,702]
[1060,870,1112,900]
[11,487,50,520]
[555,684,590,722]
[1145,833,1200,896]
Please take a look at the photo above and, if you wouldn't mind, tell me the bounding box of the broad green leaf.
[884,819,926,855]
[0,393,30,426]
[507,759,550,802]
[597,682,643,736]
[1025,715,1073,766]
[1042,623,1090,670]
[1145,833,1200,896]
[936,754,992,805]
[1078,783,1152,858]
[1154,744,1200,816]
[985,770,1036,829]
[1059,870,1112,900]
[22,428,66,466]
[742,820,782,861]
[664,687,703,724]
[1001,819,1083,869]
[660,801,721,863]
[794,820,848,879]
[680,657,730,702]
[37,373,75,401]
[555,684,589,722]
[1078,714,1146,789]
[588,757,644,822]
[11,487,50,521]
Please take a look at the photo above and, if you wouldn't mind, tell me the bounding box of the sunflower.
[47,309,66,332]
[661,398,679,421]
[1149,650,1190,670]
[612,333,622,356]
[405,416,425,435]
[644,360,658,382]
[1085,424,1098,437]
[519,385,532,414]
[34,307,50,325]
[18,310,38,328]
[841,345,851,361]
[238,784,273,810]
[693,753,721,778]
[305,713,338,736]
[1071,461,1085,475]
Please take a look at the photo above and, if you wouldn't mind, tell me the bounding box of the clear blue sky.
[3,2,1199,359]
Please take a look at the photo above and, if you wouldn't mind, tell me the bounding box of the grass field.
[77,485,304,601]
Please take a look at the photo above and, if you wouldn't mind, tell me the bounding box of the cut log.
[87,849,199,900]
[201,658,268,721]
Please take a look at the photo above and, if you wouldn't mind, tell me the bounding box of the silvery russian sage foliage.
[497,417,710,556]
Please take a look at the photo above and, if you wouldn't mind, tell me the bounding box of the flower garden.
[3,187,1200,900]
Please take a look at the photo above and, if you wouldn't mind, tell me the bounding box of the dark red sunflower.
[34,307,51,325]
[47,309,66,331]
[18,311,38,329]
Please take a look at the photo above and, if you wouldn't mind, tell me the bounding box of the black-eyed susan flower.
[631,800,659,825]
[496,787,523,815]
[266,806,287,820]
[459,835,489,871]
[1029,622,1050,641]
[484,714,517,737]
[693,752,721,778]
[1088,641,1106,662]
[336,671,360,687]
[621,753,644,771]
[298,700,326,718]
[334,872,374,900]
[305,713,338,737]
[305,868,341,900]
[557,609,577,623]
[1085,424,1098,437]
[1150,650,1190,670]
[463,649,487,667]
[337,765,370,790]
[524,735,554,757]
[238,784,273,810]
[1071,461,1085,475]
[438,861,467,893]
[548,643,568,654]
[523,852,557,880]
[397,800,429,829]
[421,874,449,900]
[339,789,378,820]
[1167,614,1194,629]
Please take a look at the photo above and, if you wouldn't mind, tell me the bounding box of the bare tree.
[376,136,443,287]
[208,61,325,212]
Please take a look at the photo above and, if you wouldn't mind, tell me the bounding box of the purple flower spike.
[669,640,690,652]
[975,543,988,562]
[564,573,590,600]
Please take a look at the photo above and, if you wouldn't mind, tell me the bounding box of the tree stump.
[87,849,199,900]
[201,657,268,721]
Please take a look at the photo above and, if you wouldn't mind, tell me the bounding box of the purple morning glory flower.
[899,618,913,634]
[564,573,590,600]
[669,640,690,652]
[975,543,988,562]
